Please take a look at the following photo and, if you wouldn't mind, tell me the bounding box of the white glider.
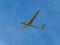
[20,10,45,30]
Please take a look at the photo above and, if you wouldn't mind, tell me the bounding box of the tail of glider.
[40,24,45,30]
[30,24,45,30]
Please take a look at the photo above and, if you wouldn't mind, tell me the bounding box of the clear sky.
[0,0,60,45]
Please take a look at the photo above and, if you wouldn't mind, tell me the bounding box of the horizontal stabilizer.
[40,24,45,30]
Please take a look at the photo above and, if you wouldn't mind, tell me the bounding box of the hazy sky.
[0,0,60,45]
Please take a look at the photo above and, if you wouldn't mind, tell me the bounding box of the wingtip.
[38,10,40,12]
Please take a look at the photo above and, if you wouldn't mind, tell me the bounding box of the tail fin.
[40,24,45,30]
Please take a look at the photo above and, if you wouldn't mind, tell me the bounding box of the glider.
[20,10,45,30]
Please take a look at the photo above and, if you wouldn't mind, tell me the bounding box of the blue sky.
[0,0,60,45]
